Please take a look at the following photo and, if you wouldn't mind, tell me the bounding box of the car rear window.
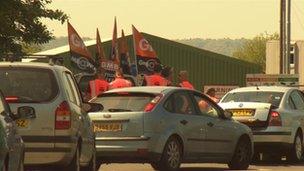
[91,92,156,112]
[222,91,284,107]
[0,67,59,103]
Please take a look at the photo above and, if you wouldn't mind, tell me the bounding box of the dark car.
[0,90,25,171]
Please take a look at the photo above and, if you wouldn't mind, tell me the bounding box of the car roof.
[105,86,184,94]
[228,86,297,93]
[0,62,69,72]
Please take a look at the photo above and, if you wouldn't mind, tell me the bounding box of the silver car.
[219,86,304,162]
[0,90,24,171]
[89,86,253,171]
[0,62,102,171]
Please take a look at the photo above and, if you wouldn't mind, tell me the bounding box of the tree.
[0,0,68,59]
[233,33,279,71]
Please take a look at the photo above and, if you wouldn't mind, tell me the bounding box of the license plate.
[93,123,122,132]
[16,119,29,128]
[229,109,254,117]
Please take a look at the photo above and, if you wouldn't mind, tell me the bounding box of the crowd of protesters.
[87,63,219,102]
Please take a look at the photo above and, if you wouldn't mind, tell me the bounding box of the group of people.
[86,64,219,103]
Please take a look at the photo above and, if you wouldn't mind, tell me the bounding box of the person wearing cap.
[144,64,169,86]
[206,88,219,103]
[178,70,194,90]
[109,69,132,89]
[87,70,109,100]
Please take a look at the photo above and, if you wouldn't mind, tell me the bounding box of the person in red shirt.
[206,88,219,103]
[109,69,132,89]
[178,70,194,90]
[144,64,169,86]
[87,70,109,100]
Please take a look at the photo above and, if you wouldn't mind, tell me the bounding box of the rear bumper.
[252,127,293,153]
[95,135,162,163]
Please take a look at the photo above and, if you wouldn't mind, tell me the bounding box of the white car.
[219,86,304,162]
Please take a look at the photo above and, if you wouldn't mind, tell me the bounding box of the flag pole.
[132,25,139,77]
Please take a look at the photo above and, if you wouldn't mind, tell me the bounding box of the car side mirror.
[17,106,36,119]
[83,103,103,113]
[224,110,233,119]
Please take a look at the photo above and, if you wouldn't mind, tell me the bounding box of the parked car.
[219,86,304,162]
[0,90,24,171]
[0,62,102,171]
[89,86,253,171]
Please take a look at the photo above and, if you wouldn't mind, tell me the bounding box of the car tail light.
[269,111,282,126]
[144,94,163,112]
[5,96,19,103]
[55,101,71,129]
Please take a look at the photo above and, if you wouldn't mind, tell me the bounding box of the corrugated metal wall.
[57,33,262,88]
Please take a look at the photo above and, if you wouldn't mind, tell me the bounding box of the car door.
[63,72,94,163]
[288,90,304,130]
[191,92,236,160]
[164,90,207,160]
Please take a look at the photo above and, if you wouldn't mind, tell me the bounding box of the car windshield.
[91,92,156,112]
[0,67,59,103]
[222,91,284,107]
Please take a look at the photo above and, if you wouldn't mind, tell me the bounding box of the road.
[98,161,304,171]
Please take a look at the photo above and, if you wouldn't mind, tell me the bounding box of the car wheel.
[68,147,81,171]
[150,162,161,170]
[159,137,182,171]
[287,131,303,162]
[228,137,252,170]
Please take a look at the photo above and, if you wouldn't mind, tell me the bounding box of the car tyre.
[228,137,252,170]
[159,137,182,171]
[287,131,303,163]
[68,146,81,171]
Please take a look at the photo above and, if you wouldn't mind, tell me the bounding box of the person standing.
[144,64,169,86]
[178,70,194,90]
[109,69,132,89]
[206,88,219,103]
[87,70,109,99]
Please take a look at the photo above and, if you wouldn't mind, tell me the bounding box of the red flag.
[97,28,119,81]
[132,25,157,58]
[68,22,95,72]
[96,28,106,62]
[119,29,131,75]
[110,17,119,63]
[132,25,160,75]
[68,22,92,59]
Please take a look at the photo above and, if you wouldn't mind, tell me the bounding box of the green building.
[35,33,262,89]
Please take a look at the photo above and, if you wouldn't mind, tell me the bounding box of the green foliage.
[41,36,92,51]
[0,0,68,59]
[232,33,279,71]
[21,43,42,54]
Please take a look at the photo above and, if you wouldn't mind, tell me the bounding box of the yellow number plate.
[93,123,122,132]
[229,109,254,117]
[16,119,29,128]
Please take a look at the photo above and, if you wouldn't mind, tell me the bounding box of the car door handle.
[180,120,188,125]
[207,122,214,127]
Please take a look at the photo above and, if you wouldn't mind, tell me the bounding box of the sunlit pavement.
[98,161,304,171]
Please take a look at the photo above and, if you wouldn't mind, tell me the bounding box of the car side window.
[63,72,77,105]
[290,91,304,110]
[193,93,219,117]
[172,91,195,115]
[288,97,296,110]
[65,73,81,106]
[164,95,174,113]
